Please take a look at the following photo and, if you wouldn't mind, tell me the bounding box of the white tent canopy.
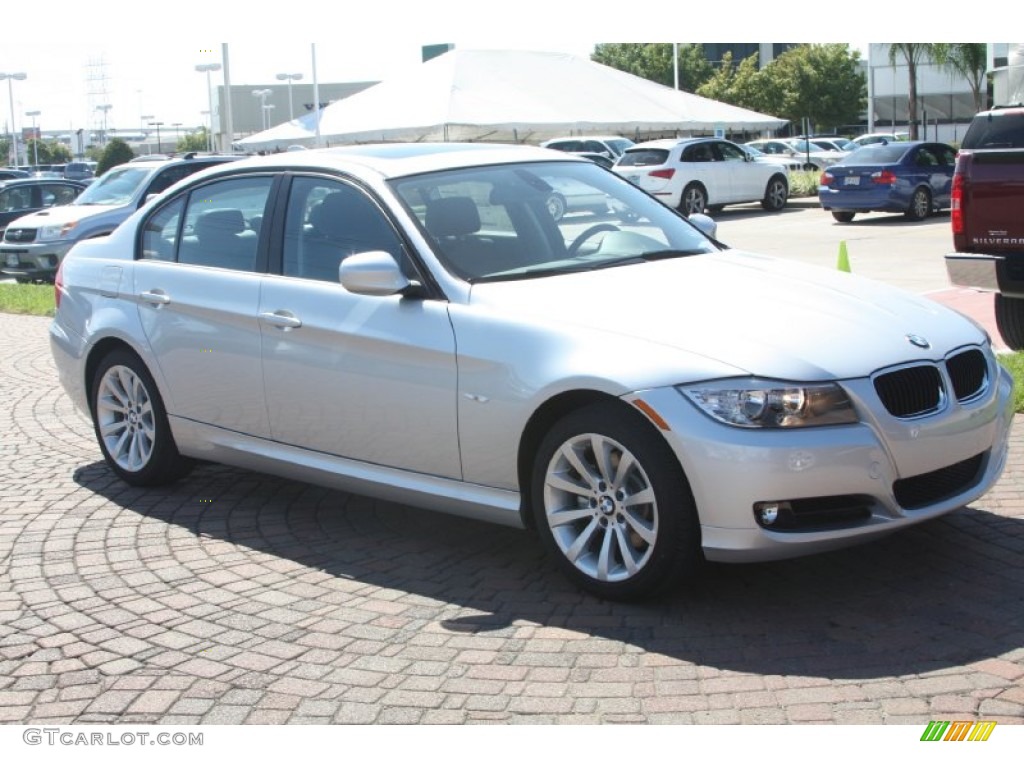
[236,49,786,151]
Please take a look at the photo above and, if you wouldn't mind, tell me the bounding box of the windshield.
[392,160,717,283]
[961,110,1024,149]
[74,166,151,206]
[842,144,910,164]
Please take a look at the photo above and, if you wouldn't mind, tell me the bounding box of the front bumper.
[1,240,74,281]
[628,352,1014,563]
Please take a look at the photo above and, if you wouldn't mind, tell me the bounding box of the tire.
[760,175,789,211]
[679,184,707,216]
[546,193,567,221]
[905,187,931,221]
[530,402,702,601]
[90,347,194,486]
[831,211,856,223]
[995,294,1024,351]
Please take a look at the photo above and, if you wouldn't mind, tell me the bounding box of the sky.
[0,1,987,140]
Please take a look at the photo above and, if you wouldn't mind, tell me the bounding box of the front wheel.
[995,294,1024,351]
[761,175,789,211]
[90,347,194,486]
[531,403,702,601]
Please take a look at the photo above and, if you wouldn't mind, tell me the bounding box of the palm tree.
[930,43,988,114]
[888,44,931,140]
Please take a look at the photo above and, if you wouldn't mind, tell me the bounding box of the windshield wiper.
[637,248,708,260]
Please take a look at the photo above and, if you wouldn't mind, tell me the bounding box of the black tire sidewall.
[530,402,701,601]
[89,347,192,487]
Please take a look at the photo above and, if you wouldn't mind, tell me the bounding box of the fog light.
[754,501,791,527]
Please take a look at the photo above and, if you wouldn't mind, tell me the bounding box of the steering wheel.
[567,224,621,257]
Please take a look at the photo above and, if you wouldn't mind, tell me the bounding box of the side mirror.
[339,251,412,296]
[688,213,717,240]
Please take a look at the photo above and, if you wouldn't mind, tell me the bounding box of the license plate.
[843,176,860,186]
[6,253,20,267]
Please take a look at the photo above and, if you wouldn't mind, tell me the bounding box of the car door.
[679,142,730,205]
[258,175,461,478]
[134,173,275,437]
[715,140,761,201]
[926,143,957,208]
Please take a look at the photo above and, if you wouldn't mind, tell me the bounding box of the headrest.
[196,209,245,239]
[425,196,481,238]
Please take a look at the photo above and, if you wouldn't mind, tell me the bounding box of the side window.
[717,143,745,161]
[177,176,273,271]
[0,186,32,212]
[41,184,79,206]
[140,198,184,262]
[282,177,403,283]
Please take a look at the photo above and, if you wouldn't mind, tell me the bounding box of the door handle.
[139,290,170,305]
[258,311,302,329]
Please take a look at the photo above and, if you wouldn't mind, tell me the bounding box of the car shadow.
[72,458,1024,681]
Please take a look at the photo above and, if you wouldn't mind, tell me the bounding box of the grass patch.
[0,283,56,317]
[788,170,821,198]
[999,351,1024,413]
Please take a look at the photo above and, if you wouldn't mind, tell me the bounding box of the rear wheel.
[679,184,707,216]
[90,347,194,486]
[905,187,931,221]
[995,294,1024,351]
[761,175,788,211]
[831,211,856,223]
[531,402,702,601]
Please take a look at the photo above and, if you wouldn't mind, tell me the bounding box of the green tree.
[591,43,713,92]
[760,44,867,131]
[930,43,988,114]
[696,52,765,112]
[25,139,72,165]
[889,44,931,140]
[96,139,135,175]
[177,128,209,153]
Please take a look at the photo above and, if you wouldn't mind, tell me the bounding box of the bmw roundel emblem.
[906,334,930,349]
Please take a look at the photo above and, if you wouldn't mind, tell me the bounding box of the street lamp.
[148,121,165,154]
[195,62,222,152]
[275,72,303,121]
[25,109,40,166]
[252,89,272,131]
[1,72,28,166]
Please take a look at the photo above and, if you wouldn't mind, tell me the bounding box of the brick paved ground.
[1,312,1022,725]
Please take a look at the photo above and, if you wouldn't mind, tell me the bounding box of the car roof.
[0,177,86,187]
[197,143,577,181]
[625,137,717,150]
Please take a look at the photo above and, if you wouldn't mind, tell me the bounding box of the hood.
[467,250,985,381]
[10,204,124,228]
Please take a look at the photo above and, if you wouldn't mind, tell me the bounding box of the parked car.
[1,152,241,282]
[614,137,790,215]
[63,162,96,182]
[818,141,957,222]
[0,178,87,239]
[850,132,908,147]
[541,136,635,159]
[0,168,31,181]
[741,144,803,172]
[49,143,1012,601]
[800,137,856,153]
[745,139,843,171]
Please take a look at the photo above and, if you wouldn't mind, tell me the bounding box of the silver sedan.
[50,144,1013,601]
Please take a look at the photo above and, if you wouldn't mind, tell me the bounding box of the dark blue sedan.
[818,141,957,222]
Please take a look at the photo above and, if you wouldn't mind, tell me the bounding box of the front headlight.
[681,379,857,429]
[37,222,78,242]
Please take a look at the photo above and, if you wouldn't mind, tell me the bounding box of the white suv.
[614,138,789,215]
[541,135,635,160]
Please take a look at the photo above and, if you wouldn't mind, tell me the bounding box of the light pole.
[148,121,164,154]
[95,104,112,145]
[195,62,222,152]
[275,72,303,121]
[1,72,28,166]
[252,89,272,131]
[25,109,40,166]
[141,115,154,153]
